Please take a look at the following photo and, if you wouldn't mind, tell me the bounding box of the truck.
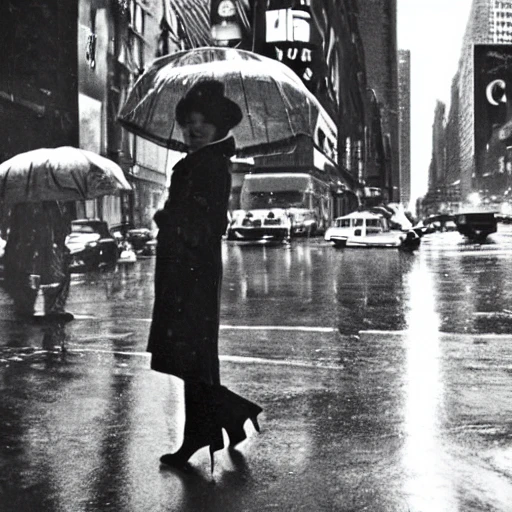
[227,172,331,240]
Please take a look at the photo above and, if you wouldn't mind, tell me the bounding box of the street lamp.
[468,192,481,207]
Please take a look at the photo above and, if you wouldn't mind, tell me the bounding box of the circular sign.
[218,0,236,17]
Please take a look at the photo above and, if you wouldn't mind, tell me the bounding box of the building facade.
[0,1,79,163]
[438,0,512,214]
[423,101,449,216]
[253,0,374,214]
[162,0,382,216]
[398,49,411,208]
[354,0,400,203]
[77,0,170,228]
[0,0,170,230]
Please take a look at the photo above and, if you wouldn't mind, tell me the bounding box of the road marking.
[220,325,338,333]
[109,318,338,333]
[57,347,344,370]
[361,329,512,339]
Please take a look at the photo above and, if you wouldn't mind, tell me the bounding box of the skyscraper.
[355,0,400,202]
[453,0,512,202]
[398,49,411,207]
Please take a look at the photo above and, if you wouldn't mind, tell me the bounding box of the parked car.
[126,228,156,255]
[65,219,119,271]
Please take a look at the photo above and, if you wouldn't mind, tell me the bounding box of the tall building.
[444,71,461,206]
[450,0,512,206]
[398,49,411,208]
[423,101,448,215]
[428,101,447,190]
[355,0,400,202]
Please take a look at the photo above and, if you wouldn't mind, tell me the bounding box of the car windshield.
[242,191,305,209]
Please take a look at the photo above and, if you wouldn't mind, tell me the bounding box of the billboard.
[474,44,512,197]
[257,0,322,96]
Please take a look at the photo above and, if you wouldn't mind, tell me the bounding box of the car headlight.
[86,241,98,248]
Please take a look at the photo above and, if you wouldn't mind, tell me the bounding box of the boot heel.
[250,415,261,433]
[209,445,215,474]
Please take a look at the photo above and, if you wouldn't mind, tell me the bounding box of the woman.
[148,80,262,472]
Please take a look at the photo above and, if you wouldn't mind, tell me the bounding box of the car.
[65,219,119,271]
[324,211,418,249]
[126,228,156,255]
[0,234,5,279]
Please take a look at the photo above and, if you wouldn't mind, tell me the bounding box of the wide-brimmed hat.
[175,80,243,132]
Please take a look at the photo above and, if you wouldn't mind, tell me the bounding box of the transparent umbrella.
[0,146,132,204]
[118,47,336,157]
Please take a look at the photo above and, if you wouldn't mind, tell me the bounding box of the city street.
[1,230,512,511]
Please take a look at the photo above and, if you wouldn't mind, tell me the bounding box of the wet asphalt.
[1,229,512,511]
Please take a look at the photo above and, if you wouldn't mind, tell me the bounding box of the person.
[3,201,74,321]
[148,80,262,472]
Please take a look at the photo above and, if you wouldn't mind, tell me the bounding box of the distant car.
[0,234,5,279]
[65,219,118,271]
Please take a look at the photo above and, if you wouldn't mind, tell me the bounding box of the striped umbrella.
[0,146,132,204]
[118,47,336,158]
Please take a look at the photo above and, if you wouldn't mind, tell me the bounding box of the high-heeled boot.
[160,381,224,473]
[217,386,263,448]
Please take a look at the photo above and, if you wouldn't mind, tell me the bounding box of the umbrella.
[0,146,132,204]
[118,47,336,158]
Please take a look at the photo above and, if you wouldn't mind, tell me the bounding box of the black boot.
[161,381,224,473]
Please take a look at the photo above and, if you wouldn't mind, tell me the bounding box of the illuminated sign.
[474,44,512,194]
[265,9,311,42]
[261,1,320,89]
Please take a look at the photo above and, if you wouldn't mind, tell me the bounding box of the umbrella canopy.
[118,47,336,158]
[0,147,132,204]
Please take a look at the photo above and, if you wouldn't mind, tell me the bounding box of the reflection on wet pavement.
[1,229,512,510]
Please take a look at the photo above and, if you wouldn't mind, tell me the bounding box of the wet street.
[1,228,512,511]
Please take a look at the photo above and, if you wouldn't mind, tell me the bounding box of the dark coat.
[147,137,235,385]
[4,202,71,288]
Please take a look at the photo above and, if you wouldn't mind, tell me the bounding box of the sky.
[397,0,473,204]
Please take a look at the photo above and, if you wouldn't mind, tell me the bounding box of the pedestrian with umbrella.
[118,47,333,473]
[146,80,262,472]
[3,200,74,321]
[0,146,131,321]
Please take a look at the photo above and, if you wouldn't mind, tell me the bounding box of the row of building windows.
[492,21,512,28]
[492,8,512,16]
[494,1,512,11]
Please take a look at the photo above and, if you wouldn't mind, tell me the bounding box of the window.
[129,0,145,70]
